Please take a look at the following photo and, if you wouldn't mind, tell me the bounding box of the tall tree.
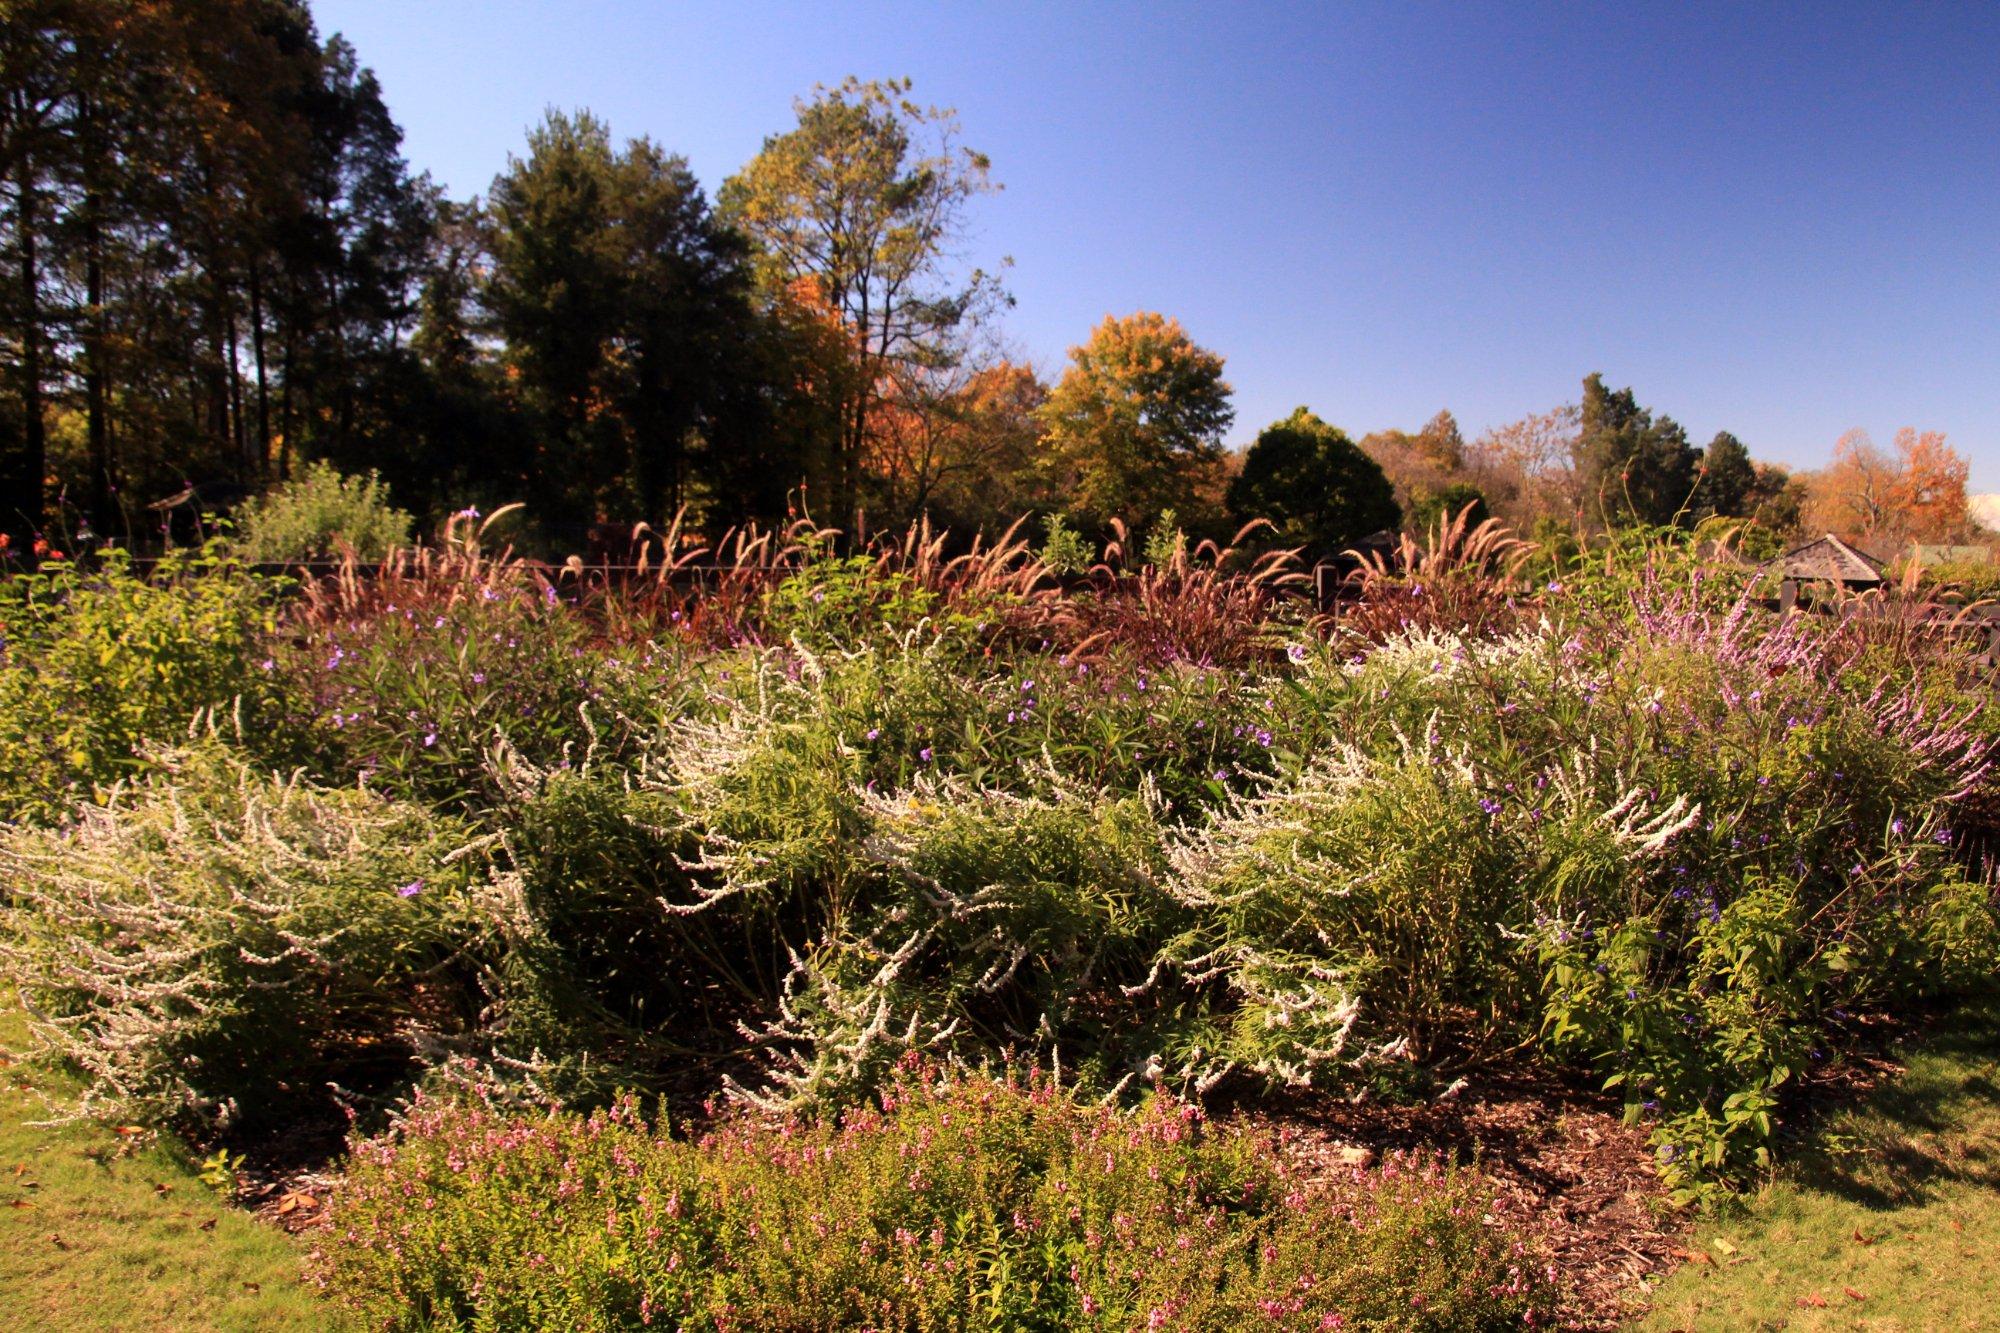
[869,358,1046,532]
[1799,428,1969,551]
[2,0,445,543]
[1578,372,1700,528]
[1037,312,1233,527]
[721,77,1003,524]
[485,109,766,534]
[1465,404,1585,532]
[484,110,624,530]
[1358,408,1468,526]
[0,0,81,547]
[1692,430,1756,519]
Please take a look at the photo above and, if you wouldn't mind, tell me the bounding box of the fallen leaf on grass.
[1679,1248,1715,1266]
[1845,1287,1867,1303]
[1797,1293,1828,1309]
[111,1125,146,1138]
[7,1199,32,1209]
[197,1217,216,1232]
[241,1282,260,1294]
[1711,1237,1738,1256]
[46,1233,64,1250]
[151,1181,173,1196]
[275,1190,319,1215]
[1852,1226,1875,1246]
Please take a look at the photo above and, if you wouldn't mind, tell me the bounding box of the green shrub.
[1184,603,1998,1195]
[737,776,1177,1106]
[232,460,413,563]
[0,748,483,1132]
[0,545,288,823]
[760,554,940,650]
[313,1066,1554,1331]
[1039,512,1093,576]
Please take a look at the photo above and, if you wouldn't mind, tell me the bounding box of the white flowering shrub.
[0,748,482,1131]
[731,773,1175,1107]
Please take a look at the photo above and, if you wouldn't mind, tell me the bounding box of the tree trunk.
[81,90,113,536]
[249,261,269,476]
[227,301,248,483]
[10,145,47,547]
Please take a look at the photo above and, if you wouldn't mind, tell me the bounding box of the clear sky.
[312,0,2000,486]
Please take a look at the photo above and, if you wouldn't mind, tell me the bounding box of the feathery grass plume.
[1332,501,1536,644]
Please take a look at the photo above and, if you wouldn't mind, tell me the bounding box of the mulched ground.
[1230,1063,1685,1330]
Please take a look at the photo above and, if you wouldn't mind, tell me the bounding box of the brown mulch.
[1225,1062,1684,1331]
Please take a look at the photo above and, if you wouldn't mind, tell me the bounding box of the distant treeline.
[0,2,1977,560]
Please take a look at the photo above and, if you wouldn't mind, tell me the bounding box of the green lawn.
[1637,1002,2000,1331]
[0,1007,325,1331]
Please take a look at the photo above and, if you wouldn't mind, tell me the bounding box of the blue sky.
[314,0,2000,486]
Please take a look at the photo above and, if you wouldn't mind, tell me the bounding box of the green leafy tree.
[1409,482,1489,532]
[721,77,1003,523]
[1038,312,1233,526]
[1226,407,1399,555]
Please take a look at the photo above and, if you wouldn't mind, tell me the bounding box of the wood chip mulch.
[1225,1063,1686,1330]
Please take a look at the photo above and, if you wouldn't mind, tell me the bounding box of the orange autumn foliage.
[1801,428,1971,552]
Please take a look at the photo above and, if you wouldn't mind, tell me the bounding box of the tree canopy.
[1227,407,1399,556]
[1036,312,1233,526]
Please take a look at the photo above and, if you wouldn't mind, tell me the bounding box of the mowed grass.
[1638,1001,2000,1332]
[0,1005,326,1331]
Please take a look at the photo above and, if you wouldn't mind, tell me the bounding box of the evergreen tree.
[1227,407,1399,556]
[1693,429,1756,519]
[1578,372,1700,528]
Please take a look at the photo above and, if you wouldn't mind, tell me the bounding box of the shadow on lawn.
[1788,999,2000,1211]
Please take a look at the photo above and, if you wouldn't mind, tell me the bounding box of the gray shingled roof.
[1768,534,1886,585]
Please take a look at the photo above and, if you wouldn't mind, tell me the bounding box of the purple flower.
[472,672,486,685]
[1478,797,1503,816]
[866,728,880,741]
[260,658,275,672]
[1545,581,1564,594]
[397,879,425,898]
[423,731,437,748]
[919,747,934,763]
